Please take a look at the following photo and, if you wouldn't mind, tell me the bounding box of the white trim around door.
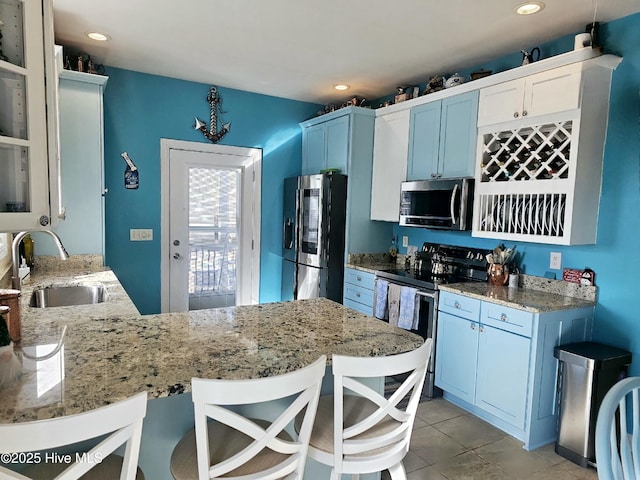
[160,139,261,312]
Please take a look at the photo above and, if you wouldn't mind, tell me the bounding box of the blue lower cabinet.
[435,290,594,450]
[435,311,478,403]
[343,268,375,316]
[475,324,530,429]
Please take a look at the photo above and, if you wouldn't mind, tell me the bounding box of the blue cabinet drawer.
[344,283,375,307]
[482,302,534,338]
[438,291,481,320]
[344,268,375,290]
[343,297,373,316]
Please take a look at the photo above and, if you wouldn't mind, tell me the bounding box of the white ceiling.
[52,0,640,105]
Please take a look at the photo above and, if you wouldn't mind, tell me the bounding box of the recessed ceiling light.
[333,84,350,91]
[86,32,111,41]
[516,2,545,15]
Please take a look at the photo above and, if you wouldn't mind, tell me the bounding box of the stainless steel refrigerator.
[281,173,347,302]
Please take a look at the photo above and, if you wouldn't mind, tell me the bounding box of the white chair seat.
[22,454,145,480]
[297,395,402,456]
[171,419,293,479]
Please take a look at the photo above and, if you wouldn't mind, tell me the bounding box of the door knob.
[173,240,181,246]
[173,253,181,259]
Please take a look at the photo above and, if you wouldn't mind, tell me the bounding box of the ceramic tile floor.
[381,398,600,480]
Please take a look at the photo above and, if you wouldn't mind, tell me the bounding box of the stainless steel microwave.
[399,178,474,230]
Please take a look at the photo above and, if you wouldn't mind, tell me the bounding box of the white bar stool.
[0,391,147,480]
[296,340,432,480]
[170,355,326,480]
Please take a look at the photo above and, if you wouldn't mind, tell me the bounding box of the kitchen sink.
[29,285,108,308]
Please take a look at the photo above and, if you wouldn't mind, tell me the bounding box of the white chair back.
[595,376,640,480]
[191,355,326,480]
[0,391,147,480]
[331,339,432,476]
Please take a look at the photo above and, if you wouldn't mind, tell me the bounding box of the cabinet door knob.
[430,173,437,178]
[470,323,476,330]
[513,112,519,118]
[355,292,361,297]
[173,253,182,260]
[480,326,485,333]
[522,110,528,117]
[500,313,508,322]
[454,301,461,309]
[356,276,362,281]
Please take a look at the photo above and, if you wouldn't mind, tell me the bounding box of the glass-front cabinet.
[0,0,58,232]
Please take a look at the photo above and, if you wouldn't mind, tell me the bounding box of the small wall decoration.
[121,152,139,189]
[194,86,230,143]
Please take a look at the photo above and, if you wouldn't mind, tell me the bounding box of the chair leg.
[329,470,341,480]
[388,462,407,480]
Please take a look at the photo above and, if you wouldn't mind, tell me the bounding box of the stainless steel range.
[375,242,490,398]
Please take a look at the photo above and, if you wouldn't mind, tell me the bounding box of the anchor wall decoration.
[194,86,230,143]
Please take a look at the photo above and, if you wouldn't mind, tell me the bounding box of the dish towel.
[387,284,402,327]
[374,279,389,319]
[398,286,420,331]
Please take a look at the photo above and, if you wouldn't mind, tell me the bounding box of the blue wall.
[102,14,640,374]
[102,69,319,313]
[389,14,640,374]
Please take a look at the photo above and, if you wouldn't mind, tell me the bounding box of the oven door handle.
[450,183,459,225]
[416,290,437,299]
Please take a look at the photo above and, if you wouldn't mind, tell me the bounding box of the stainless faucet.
[11,231,70,290]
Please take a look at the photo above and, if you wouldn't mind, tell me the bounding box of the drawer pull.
[355,292,361,297]
[500,313,508,322]
[356,276,362,281]
[454,301,461,309]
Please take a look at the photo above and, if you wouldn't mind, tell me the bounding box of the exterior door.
[161,140,261,312]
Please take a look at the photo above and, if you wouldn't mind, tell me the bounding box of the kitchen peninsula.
[0,263,423,479]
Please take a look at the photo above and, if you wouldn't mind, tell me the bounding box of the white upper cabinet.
[472,55,622,245]
[477,65,582,127]
[370,109,410,222]
[0,0,59,232]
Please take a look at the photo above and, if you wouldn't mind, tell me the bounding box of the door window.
[188,166,239,310]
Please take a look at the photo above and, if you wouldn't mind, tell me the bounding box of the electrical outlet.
[402,236,408,248]
[130,229,153,241]
[550,252,562,270]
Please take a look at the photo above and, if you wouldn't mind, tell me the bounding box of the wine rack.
[480,121,572,183]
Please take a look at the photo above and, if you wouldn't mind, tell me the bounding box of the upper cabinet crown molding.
[373,48,618,117]
[59,69,109,86]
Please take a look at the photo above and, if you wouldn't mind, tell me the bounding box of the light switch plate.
[550,252,562,270]
[130,229,153,241]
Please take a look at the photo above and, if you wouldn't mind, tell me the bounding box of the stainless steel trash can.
[554,342,632,468]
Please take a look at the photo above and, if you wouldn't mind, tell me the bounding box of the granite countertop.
[439,283,595,312]
[346,253,597,312]
[1,267,423,423]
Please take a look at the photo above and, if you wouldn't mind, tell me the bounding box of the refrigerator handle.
[283,217,294,250]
